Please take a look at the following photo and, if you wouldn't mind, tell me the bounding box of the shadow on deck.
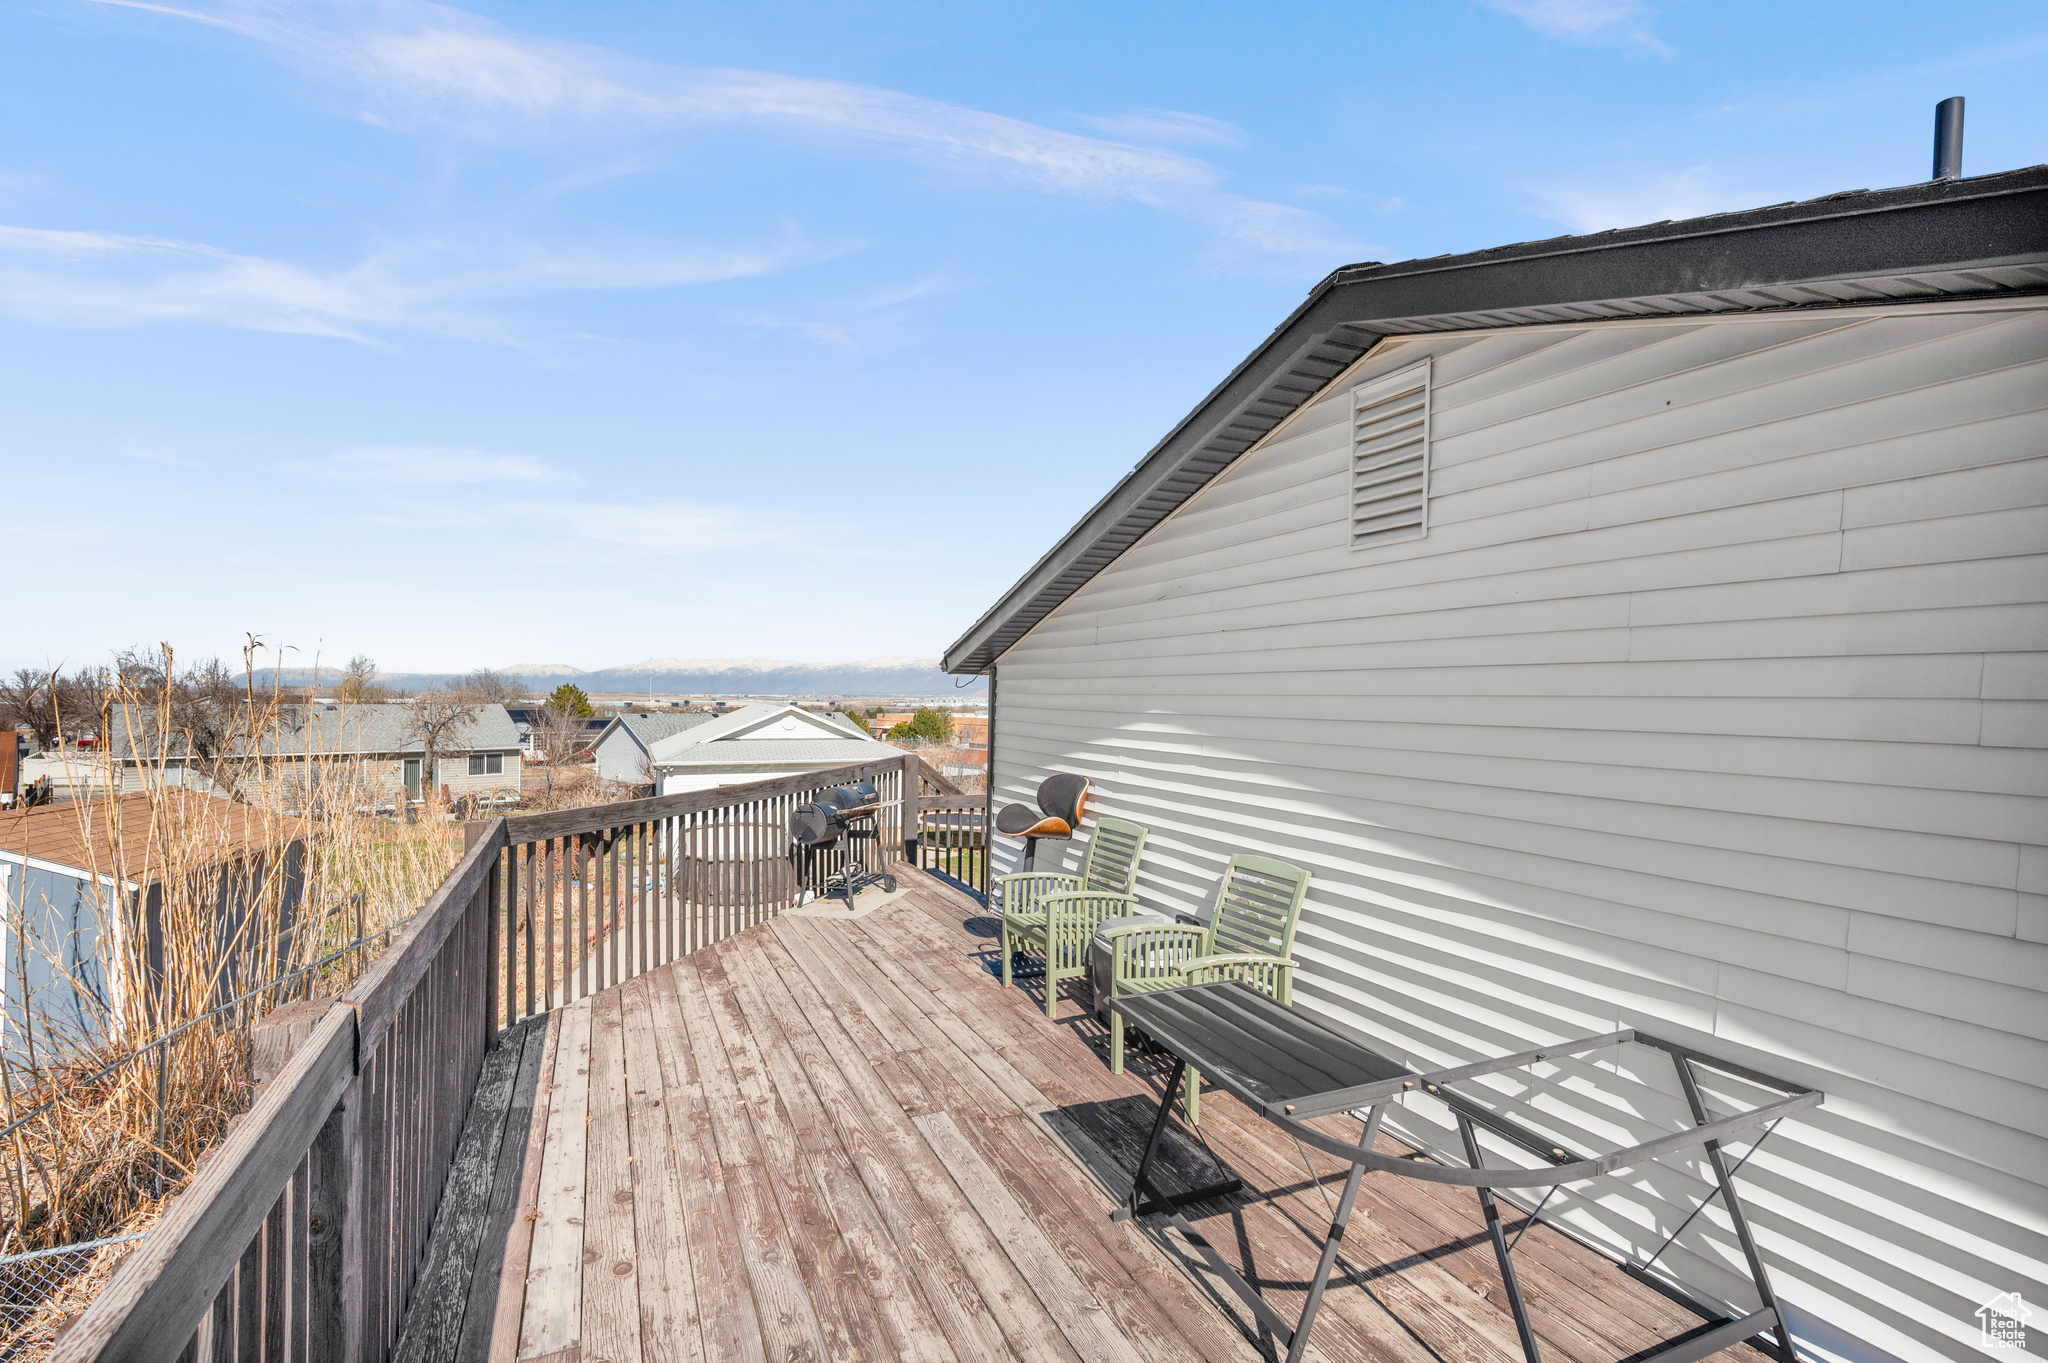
[399,868,1768,1363]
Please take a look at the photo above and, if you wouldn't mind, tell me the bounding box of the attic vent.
[1350,358,1431,549]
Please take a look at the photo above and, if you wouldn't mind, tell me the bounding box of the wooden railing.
[488,756,914,1021]
[55,754,944,1363]
[913,793,988,899]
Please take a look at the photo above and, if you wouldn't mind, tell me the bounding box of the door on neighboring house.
[403,758,421,802]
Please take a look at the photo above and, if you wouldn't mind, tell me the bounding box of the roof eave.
[942,166,2048,675]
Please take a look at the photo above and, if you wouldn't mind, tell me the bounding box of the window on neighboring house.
[469,753,504,776]
[1350,358,1432,549]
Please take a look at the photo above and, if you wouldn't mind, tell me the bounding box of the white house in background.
[946,167,2048,1363]
[589,712,719,786]
[646,703,902,795]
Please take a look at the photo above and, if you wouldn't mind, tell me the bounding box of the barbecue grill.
[789,780,898,904]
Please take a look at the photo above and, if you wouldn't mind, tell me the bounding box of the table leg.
[1460,1113,1543,1363]
[1285,1103,1386,1363]
[1673,1055,1799,1363]
[1111,1057,1244,1222]
[1121,1056,1185,1220]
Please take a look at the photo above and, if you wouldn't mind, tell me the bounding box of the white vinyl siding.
[437,752,520,796]
[989,297,2048,1363]
[1350,357,1432,547]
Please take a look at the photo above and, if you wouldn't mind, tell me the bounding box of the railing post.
[901,755,921,867]
[307,1077,365,1363]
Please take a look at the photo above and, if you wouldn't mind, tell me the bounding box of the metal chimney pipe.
[1932,96,1965,181]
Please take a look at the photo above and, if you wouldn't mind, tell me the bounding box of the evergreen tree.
[546,683,595,718]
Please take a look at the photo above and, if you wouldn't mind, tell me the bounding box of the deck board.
[497,869,1772,1363]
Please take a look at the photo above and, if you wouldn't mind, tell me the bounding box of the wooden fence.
[53,754,963,1363]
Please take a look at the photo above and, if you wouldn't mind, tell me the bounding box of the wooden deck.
[487,868,1766,1363]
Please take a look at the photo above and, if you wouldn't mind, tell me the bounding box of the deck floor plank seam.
[644,967,770,1363]
[767,921,1089,1363]
[583,988,646,1363]
[475,868,1771,1363]
[670,956,834,1363]
[748,924,1044,1363]
[488,1010,560,1363]
[616,975,709,1363]
[715,935,961,1363]
[916,1111,1153,1363]
[694,944,895,1362]
[519,1000,592,1361]
[873,885,1669,1363]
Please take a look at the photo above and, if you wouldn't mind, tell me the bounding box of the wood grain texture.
[52,1010,356,1363]
[581,988,642,1363]
[521,1001,592,1360]
[474,870,1787,1363]
[490,1013,562,1363]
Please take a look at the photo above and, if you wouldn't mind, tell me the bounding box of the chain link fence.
[0,1232,148,1361]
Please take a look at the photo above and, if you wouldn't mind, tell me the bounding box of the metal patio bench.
[1104,853,1311,1121]
[1109,980,1821,1363]
[996,814,1149,1017]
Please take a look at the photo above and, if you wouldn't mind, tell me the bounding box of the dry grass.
[0,677,462,1262]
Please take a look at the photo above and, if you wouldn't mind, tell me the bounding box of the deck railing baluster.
[58,758,924,1362]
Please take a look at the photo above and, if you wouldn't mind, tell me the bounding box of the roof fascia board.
[943,167,2048,674]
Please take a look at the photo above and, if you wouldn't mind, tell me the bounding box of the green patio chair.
[1106,853,1312,1122]
[997,816,1149,1018]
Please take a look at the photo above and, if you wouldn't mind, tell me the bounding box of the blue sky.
[4,0,2044,675]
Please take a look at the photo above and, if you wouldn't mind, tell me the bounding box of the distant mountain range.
[288,657,984,699]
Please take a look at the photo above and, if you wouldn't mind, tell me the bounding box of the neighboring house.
[647,703,903,795]
[0,791,303,1059]
[108,702,524,805]
[589,712,719,786]
[946,168,2048,1363]
[504,708,609,761]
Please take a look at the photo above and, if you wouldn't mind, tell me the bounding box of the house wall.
[989,298,2048,1363]
[0,856,114,1061]
[594,731,653,785]
[433,752,522,799]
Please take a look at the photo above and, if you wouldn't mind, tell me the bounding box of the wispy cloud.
[540,500,801,556]
[0,222,825,340]
[1527,164,1773,234]
[89,0,1355,260]
[1070,109,1245,149]
[1482,0,1668,52]
[1295,185,1407,212]
[305,445,562,483]
[724,310,856,346]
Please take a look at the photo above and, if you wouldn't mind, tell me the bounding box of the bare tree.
[456,668,528,707]
[336,655,385,704]
[529,706,592,800]
[58,664,110,737]
[402,681,483,805]
[112,648,253,769]
[0,668,58,748]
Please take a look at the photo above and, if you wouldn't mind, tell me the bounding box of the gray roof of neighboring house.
[645,703,899,768]
[107,702,522,760]
[651,738,904,769]
[941,164,2048,675]
[600,713,720,749]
